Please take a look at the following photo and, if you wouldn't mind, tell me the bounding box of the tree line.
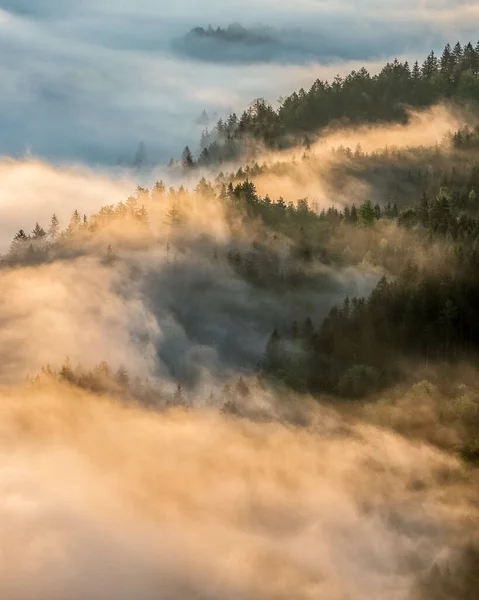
[178,40,479,165]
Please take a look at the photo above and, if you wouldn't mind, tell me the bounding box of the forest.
[3,35,479,600]
[6,119,479,452]
[187,41,479,165]
[186,24,273,44]
[173,22,346,65]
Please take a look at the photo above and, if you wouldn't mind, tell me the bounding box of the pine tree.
[412,61,421,81]
[126,195,139,216]
[463,42,477,72]
[48,214,60,239]
[452,42,463,65]
[60,357,75,383]
[358,200,376,227]
[198,147,210,166]
[151,180,166,201]
[9,229,29,256]
[195,177,214,198]
[196,109,209,126]
[440,43,453,76]
[165,205,181,229]
[136,186,149,202]
[235,377,249,398]
[32,222,46,240]
[350,204,358,223]
[116,201,127,219]
[422,51,438,79]
[219,183,227,201]
[182,146,195,169]
[136,205,149,226]
[70,210,82,230]
[173,383,185,406]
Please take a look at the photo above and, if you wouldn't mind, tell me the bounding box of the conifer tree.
[48,214,60,239]
[182,146,195,169]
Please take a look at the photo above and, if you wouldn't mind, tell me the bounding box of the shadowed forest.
[174,23,363,64]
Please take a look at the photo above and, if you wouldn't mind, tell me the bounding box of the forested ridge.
[5,40,479,468]
[186,24,273,44]
[176,40,479,166]
[7,141,479,385]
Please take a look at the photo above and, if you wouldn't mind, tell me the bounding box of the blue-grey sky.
[0,0,476,165]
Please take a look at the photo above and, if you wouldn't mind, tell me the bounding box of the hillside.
[186,41,479,165]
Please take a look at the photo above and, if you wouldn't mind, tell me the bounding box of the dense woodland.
[177,40,479,165]
[10,157,479,466]
[7,149,479,401]
[174,22,340,65]
[186,24,273,45]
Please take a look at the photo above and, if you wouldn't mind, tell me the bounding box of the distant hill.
[188,23,273,45]
[172,23,344,65]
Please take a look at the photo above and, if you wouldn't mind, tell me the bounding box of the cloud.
[0,381,476,599]
[0,98,467,386]
[0,5,478,596]
[0,1,475,166]
[0,258,161,383]
[0,157,378,388]
[223,104,465,214]
[0,159,133,249]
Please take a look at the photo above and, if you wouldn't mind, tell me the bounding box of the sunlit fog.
[1,1,479,598]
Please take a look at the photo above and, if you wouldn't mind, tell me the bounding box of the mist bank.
[193,40,479,171]
[0,160,380,391]
[0,1,477,166]
[173,22,427,65]
[0,36,479,596]
[0,102,469,251]
[1,103,476,390]
[0,376,477,600]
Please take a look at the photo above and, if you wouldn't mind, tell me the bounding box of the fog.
[0,379,477,600]
[0,103,467,386]
[0,103,462,248]
[1,2,479,597]
[0,158,379,389]
[0,0,476,165]
[228,104,465,208]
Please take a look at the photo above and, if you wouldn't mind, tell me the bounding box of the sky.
[0,0,477,166]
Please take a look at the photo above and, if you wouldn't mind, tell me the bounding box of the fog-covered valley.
[2,1,479,598]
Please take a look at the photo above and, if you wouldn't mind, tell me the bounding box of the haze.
[0,0,476,165]
[1,2,479,599]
